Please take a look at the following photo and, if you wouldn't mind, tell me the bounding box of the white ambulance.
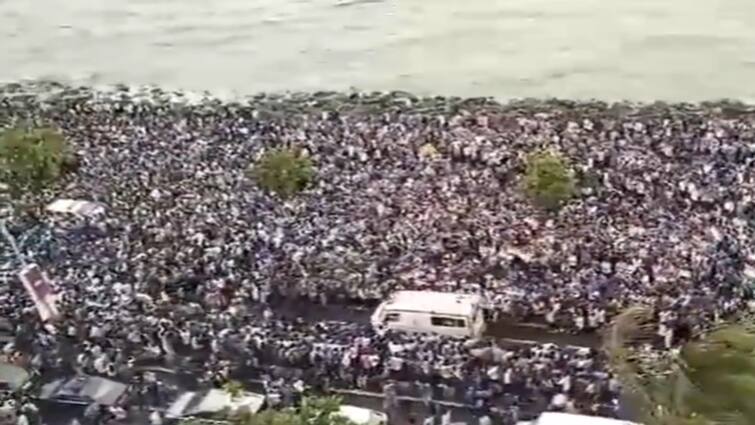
[370,291,486,338]
[517,412,641,425]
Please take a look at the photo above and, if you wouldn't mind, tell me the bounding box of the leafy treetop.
[522,149,576,211]
[606,307,755,425]
[0,126,70,195]
[236,396,356,425]
[249,148,313,198]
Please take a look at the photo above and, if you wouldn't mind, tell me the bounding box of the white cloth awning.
[46,199,105,217]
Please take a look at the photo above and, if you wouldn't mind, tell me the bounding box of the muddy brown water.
[2,0,755,101]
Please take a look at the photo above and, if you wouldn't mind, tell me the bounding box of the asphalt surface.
[264,296,601,348]
[29,297,604,425]
[120,365,520,425]
[32,362,517,425]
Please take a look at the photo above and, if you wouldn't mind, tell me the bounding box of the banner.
[18,263,60,322]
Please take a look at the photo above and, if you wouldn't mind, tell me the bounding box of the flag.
[18,263,60,322]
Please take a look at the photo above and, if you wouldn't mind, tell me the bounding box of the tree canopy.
[222,380,245,400]
[0,126,70,194]
[236,396,355,425]
[522,150,576,211]
[605,307,755,425]
[249,148,313,198]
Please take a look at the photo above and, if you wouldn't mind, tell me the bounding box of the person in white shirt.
[550,393,568,410]
[441,409,452,425]
[109,406,127,421]
[574,312,585,331]
[179,327,191,346]
[93,354,109,375]
[149,410,163,425]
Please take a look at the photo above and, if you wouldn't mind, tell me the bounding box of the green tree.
[238,396,355,425]
[297,396,354,425]
[0,126,70,194]
[237,410,298,425]
[222,380,245,400]
[605,307,755,425]
[249,148,313,198]
[179,419,233,425]
[522,150,575,211]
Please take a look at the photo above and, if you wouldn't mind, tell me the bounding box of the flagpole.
[0,220,24,265]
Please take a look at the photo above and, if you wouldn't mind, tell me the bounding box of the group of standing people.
[2,87,755,423]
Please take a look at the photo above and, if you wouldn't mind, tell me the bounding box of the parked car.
[166,388,266,419]
[0,363,29,392]
[166,388,386,425]
[517,412,640,425]
[338,405,388,425]
[0,363,28,425]
[38,375,129,406]
[0,403,15,425]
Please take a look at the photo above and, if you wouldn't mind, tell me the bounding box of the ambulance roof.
[529,412,639,425]
[383,291,481,317]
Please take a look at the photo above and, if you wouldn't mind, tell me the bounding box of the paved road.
[33,362,519,425]
[266,296,601,348]
[126,365,524,425]
[30,295,602,425]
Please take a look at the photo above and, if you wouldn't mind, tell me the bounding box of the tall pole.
[0,220,23,264]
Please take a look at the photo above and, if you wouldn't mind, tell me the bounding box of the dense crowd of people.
[3,86,755,423]
[193,311,617,417]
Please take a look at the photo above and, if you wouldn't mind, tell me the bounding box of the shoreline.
[3,80,755,119]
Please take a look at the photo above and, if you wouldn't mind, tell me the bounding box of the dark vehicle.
[38,375,129,406]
